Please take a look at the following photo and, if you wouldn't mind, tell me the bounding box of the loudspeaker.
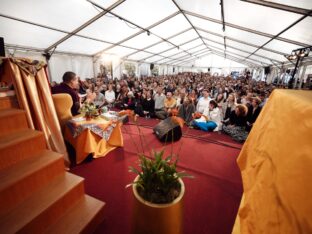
[208,68,211,72]
[153,117,182,142]
[264,66,271,74]
[150,63,154,70]
[173,67,175,73]
[0,37,5,57]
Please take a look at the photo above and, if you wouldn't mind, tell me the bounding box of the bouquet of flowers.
[79,102,99,120]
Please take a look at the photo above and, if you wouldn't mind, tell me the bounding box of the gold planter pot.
[132,176,185,234]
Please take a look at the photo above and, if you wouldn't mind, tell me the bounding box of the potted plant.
[128,149,192,234]
[119,109,192,233]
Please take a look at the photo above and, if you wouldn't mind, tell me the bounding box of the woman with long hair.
[223,93,236,121]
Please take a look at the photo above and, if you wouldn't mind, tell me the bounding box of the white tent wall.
[252,68,265,81]
[266,67,278,84]
[113,59,122,79]
[181,66,192,72]
[48,54,93,83]
[195,54,248,69]
[167,66,174,75]
[303,65,312,87]
[158,64,167,76]
[138,63,150,77]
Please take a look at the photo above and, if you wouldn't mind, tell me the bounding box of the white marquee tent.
[1,0,312,83]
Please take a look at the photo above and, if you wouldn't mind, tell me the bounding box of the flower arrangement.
[79,102,99,120]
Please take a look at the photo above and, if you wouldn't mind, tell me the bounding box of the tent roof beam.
[121,27,192,59]
[171,0,212,54]
[184,10,310,47]
[202,36,283,63]
[196,27,286,56]
[45,0,125,52]
[241,0,312,16]
[243,9,312,61]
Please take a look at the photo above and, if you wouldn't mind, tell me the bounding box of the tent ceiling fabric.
[1,0,311,68]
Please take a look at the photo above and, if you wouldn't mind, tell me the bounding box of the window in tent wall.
[151,65,159,76]
[124,62,136,77]
[99,61,113,79]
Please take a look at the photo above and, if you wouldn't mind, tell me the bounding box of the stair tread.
[0,96,19,110]
[0,149,63,192]
[0,129,43,149]
[45,195,105,234]
[0,172,84,233]
[0,108,24,118]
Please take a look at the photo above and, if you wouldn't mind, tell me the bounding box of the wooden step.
[0,129,46,170]
[0,96,19,110]
[0,150,65,216]
[0,172,85,234]
[0,108,28,137]
[45,195,105,234]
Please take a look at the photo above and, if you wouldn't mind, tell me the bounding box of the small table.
[64,116,123,164]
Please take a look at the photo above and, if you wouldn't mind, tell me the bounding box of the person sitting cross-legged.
[178,96,195,125]
[141,91,155,118]
[155,91,176,120]
[192,100,222,132]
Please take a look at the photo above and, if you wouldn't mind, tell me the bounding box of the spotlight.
[147,30,150,36]
[288,46,311,60]
[299,50,306,57]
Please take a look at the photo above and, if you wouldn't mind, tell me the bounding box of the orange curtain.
[3,58,69,165]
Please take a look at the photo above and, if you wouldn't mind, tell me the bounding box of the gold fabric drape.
[1,58,68,165]
[235,90,312,234]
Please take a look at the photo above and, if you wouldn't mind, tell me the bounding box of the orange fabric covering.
[236,90,312,233]
[64,117,123,164]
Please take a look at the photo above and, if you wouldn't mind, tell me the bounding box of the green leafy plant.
[128,149,193,204]
[120,111,193,204]
[79,102,99,119]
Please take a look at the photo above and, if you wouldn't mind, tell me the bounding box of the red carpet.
[70,119,243,234]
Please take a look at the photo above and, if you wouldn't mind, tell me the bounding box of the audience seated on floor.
[50,71,272,142]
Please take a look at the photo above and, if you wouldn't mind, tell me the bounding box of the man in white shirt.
[196,89,211,113]
[105,84,115,106]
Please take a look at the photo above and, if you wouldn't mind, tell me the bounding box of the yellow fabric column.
[236,90,312,233]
